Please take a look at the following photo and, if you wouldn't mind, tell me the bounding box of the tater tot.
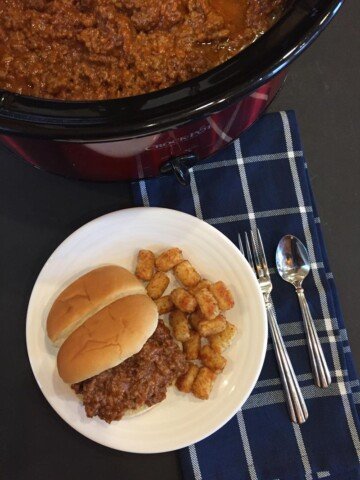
[173,260,201,288]
[190,279,212,295]
[146,272,169,299]
[189,311,226,336]
[183,331,201,360]
[176,363,199,393]
[208,321,237,353]
[155,247,183,272]
[209,281,235,311]
[200,345,227,373]
[192,367,217,400]
[189,310,204,331]
[171,288,197,313]
[135,250,155,281]
[197,314,227,337]
[154,295,174,314]
[194,288,219,319]
[170,310,191,342]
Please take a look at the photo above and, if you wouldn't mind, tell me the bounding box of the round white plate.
[26,207,267,453]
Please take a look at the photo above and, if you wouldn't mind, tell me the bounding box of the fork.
[239,229,308,424]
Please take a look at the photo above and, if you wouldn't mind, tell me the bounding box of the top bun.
[57,294,158,384]
[47,265,146,346]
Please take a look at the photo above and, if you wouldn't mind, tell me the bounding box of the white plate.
[26,207,267,453]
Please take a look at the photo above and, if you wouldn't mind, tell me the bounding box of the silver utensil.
[276,235,331,388]
[239,229,308,424]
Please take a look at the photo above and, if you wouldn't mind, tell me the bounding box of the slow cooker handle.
[160,154,198,186]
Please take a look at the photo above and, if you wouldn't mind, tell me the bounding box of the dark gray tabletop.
[0,1,359,479]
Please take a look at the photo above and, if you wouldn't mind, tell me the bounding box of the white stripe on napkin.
[317,472,331,478]
[188,444,202,480]
[236,410,259,480]
[189,169,203,219]
[192,151,303,172]
[139,180,150,206]
[293,424,313,480]
[206,206,313,226]
[234,139,260,478]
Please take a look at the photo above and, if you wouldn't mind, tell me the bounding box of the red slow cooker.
[0,0,342,184]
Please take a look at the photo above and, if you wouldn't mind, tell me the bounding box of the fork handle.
[266,304,308,424]
[296,288,332,388]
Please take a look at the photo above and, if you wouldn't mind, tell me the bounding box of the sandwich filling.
[72,320,187,422]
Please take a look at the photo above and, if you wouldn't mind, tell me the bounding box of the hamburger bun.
[47,265,146,346]
[122,404,156,419]
[57,294,158,384]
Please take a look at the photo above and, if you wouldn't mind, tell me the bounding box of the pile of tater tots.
[135,247,237,400]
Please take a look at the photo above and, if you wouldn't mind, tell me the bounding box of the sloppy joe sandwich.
[57,294,187,422]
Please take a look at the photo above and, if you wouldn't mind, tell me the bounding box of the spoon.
[276,235,331,388]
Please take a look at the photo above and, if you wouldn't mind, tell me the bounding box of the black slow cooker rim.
[0,0,343,142]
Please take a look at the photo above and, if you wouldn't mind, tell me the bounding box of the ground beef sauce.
[0,0,285,100]
[72,320,187,423]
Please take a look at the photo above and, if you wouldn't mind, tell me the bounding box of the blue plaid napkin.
[132,111,360,480]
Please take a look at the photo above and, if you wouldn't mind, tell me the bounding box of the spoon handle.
[267,305,308,424]
[296,288,332,388]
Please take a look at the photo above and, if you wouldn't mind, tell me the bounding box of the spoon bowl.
[276,235,310,288]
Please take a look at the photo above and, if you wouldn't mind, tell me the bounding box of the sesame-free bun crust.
[47,265,146,346]
[57,294,158,384]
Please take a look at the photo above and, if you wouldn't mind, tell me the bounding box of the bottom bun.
[123,404,157,419]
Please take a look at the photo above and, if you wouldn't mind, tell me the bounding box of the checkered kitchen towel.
[132,111,360,480]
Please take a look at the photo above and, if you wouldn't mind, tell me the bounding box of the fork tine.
[250,230,264,278]
[245,232,256,273]
[238,233,244,255]
[256,228,270,277]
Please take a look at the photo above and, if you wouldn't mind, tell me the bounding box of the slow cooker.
[0,0,342,184]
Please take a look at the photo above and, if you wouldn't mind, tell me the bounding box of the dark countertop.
[0,1,358,479]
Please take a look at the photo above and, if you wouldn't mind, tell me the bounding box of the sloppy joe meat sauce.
[0,0,285,100]
[72,320,187,423]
